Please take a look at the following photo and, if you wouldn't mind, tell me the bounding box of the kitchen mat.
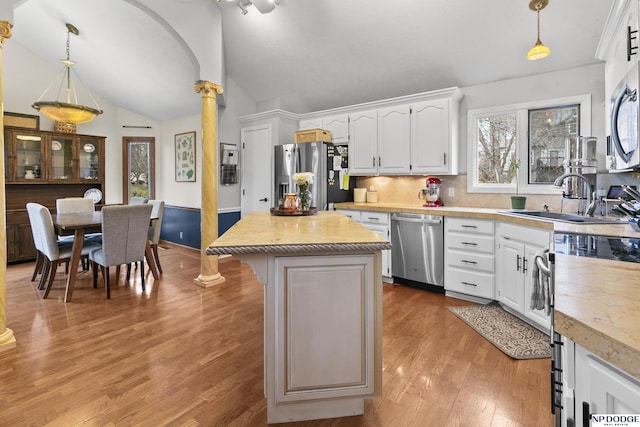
[447,303,551,360]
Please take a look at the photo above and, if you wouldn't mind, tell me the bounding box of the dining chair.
[129,197,148,205]
[147,200,165,273]
[26,203,100,299]
[89,204,153,299]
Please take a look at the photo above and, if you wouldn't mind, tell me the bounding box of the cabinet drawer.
[360,211,389,225]
[446,233,494,253]
[445,268,495,299]
[446,249,494,273]
[337,209,361,222]
[446,217,494,235]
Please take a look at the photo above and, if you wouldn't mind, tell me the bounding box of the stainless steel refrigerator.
[274,142,355,210]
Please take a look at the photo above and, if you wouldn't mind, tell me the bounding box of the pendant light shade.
[32,23,103,125]
[527,0,551,61]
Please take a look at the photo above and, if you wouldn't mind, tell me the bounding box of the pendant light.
[32,23,103,125]
[527,0,551,61]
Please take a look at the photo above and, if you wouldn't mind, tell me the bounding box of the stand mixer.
[418,177,443,207]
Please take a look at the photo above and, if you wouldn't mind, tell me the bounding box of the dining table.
[53,210,161,302]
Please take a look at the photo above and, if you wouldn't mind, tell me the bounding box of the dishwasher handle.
[391,214,442,225]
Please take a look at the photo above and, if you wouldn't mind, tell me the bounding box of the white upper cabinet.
[596,0,640,135]
[411,98,454,174]
[322,115,349,144]
[349,110,378,175]
[378,105,411,174]
[299,118,322,130]
[299,115,349,144]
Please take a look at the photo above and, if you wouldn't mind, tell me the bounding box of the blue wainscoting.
[159,206,241,249]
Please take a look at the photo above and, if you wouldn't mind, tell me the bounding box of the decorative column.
[0,20,16,352]
[193,80,226,288]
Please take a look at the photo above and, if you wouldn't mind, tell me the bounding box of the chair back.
[129,197,148,205]
[100,204,153,266]
[26,203,60,261]
[147,200,165,244]
[56,197,94,214]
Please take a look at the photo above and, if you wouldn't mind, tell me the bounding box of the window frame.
[467,94,591,195]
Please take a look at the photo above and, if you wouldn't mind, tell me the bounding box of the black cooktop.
[554,233,640,263]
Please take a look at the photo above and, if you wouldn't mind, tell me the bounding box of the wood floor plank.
[0,243,552,426]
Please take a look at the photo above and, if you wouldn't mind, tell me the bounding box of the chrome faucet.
[553,173,595,217]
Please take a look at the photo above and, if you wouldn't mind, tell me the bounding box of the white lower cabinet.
[444,217,495,299]
[337,209,392,282]
[496,222,551,331]
[572,342,640,426]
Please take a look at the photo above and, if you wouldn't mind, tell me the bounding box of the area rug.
[447,304,551,360]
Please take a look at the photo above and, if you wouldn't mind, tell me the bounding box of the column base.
[193,273,226,288]
[0,327,16,353]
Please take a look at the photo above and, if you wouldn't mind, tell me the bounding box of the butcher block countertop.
[336,202,640,378]
[207,211,392,255]
[555,255,640,380]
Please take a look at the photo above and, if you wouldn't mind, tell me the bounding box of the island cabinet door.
[273,254,381,403]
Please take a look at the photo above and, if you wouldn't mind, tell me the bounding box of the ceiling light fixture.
[32,23,103,125]
[217,0,280,15]
[527,0,551,61]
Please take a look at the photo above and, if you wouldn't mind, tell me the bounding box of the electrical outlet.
[179,231,184,239]
[448,187,455,197]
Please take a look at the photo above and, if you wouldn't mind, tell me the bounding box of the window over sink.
[467,94,591,194]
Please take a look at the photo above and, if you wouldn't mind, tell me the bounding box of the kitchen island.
[206,211,391,423]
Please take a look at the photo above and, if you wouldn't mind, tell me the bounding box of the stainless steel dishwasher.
[390,213,444,291]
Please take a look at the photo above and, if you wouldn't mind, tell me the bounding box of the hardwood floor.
[0,244,552,426]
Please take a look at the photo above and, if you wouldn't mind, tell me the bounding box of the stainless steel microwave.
[610,63,640,170]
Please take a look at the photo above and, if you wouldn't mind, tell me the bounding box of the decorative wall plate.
[84,188,102,204]
[51,141,62,151]
[83,143,96,153]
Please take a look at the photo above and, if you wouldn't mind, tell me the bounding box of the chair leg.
[92,261,99,289]
[140,260,145,292]
[115,265,121,285]
[31,251,44,281]
[105,266,111,299]
[126,263,131,281]
[152,243,162,274]
[43,261,59,299]
[38,259,51,291]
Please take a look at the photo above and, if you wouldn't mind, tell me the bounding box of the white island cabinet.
[207,211,389,424]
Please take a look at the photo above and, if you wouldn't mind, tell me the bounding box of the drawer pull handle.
[461,281,477,287]
[367,217,379,221]
[461,242,477,246]
[461,259,477,264]
[461,225,477,229]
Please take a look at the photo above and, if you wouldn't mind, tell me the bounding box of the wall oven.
[610,63,640,170]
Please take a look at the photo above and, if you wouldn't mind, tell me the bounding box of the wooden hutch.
[4,126,105,263]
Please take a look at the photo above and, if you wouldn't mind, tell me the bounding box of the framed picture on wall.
[175,131,196,182]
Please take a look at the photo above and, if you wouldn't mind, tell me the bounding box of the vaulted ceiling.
[10,0,613,121]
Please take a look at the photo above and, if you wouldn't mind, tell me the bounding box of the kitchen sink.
[502,210,625,224]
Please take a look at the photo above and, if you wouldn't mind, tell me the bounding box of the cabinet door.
[377,105,411,174]
[299,118,322,130]
[49,136,75,181]
[322,115,349,144]
[365,224,391,280]
[274,254,379,402]
[496,237,525,312]
[411,98,451,174]
[575,344,640,426]
[5,224,16,262]
[16,222,37,261]
[523,242,551,331]
[348,110,378,175]
[78,137,104,182]
[12,131,44,182]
